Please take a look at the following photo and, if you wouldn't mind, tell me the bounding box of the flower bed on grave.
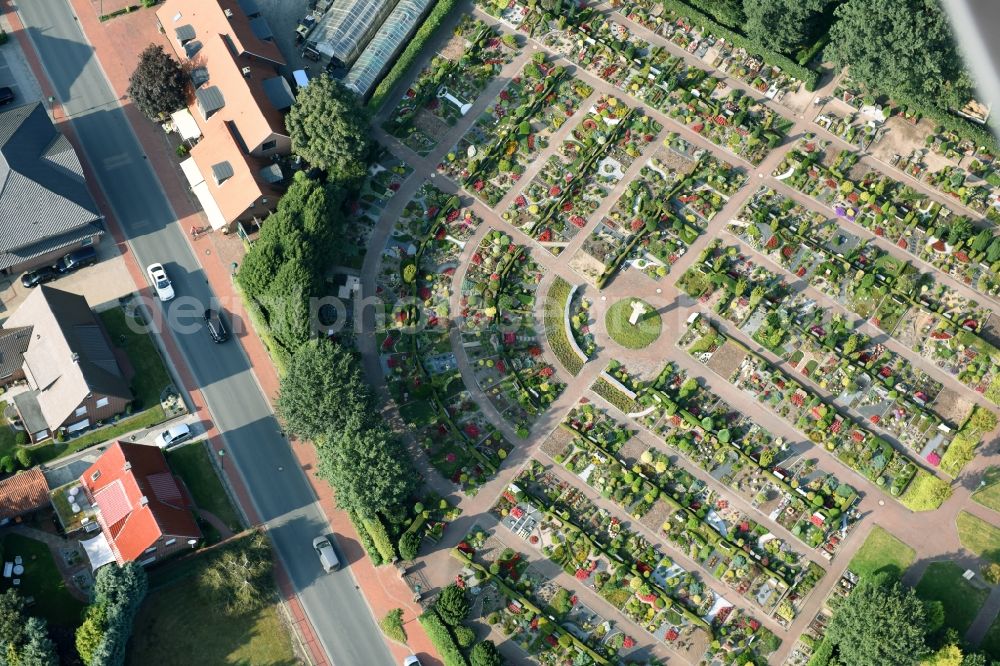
[504,95,660,255]
[677,315,951,507]
[440,53,592,206]
[775,140,1000,300]
[377,185,515,490]
[383,17,518,155]
[461,231,563,433]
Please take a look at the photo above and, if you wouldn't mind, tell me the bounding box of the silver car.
[313,535,340,572]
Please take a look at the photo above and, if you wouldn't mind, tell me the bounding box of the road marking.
[102,153,132,170]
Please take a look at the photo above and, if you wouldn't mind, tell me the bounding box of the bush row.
[659,0,819,91]
[543,277,584,376]
[363,515,397,562]
[350,510,383,566]
[893,94,1000,154]
[417,609,468,666]
[368,0,463,112]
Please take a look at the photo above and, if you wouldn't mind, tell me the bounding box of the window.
[95,397,109,408]
[165,538,176,546]
[80,237,94,246]
[90,470,101,482]
[261,139,277,151]
[75,405,87,416]
[144,546,157,553]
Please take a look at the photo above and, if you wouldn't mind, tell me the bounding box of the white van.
[313,535,340,572]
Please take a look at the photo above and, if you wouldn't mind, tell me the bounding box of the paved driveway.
[16,1,393,664]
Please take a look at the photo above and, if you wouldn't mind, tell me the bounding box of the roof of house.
[0,468,50,520]
[0,103,102,270]
[79,441,200,564]
[0,326,32,379]
[5,286,130,431]
[188,124,279,222]
[157,0,287,152]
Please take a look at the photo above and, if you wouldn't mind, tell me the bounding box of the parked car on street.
[313,535,340,572]
[204,308,229,343]
[153,423,192,449]
[20,266,59,288]
[55,246,98,274]
[146,263,175,301]
[403,657,422,666]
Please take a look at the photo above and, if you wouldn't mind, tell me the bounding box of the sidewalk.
[1,1,438,663]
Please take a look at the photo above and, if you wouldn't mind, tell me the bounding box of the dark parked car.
[0,87,14,106]
[20,266,58,288]
[55,246,98,274]
[204,308,229,343]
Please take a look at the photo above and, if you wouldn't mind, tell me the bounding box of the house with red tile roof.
[156,0,291,231]
[0,468,50,523]
[79,441,201,565]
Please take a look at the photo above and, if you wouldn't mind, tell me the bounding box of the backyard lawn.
[130,534,296,665]
[166,442,243,532]
[915,561,989,634]
[972,467,1000,513]
[0,533,85,629]
[99,306,172,410]
[957,511,1000,565]
[605,298,661,349]
[848,526,915,578]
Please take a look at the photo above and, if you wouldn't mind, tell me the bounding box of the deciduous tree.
[825,573,927,666]
[286,75,370,182]
[127,45,188,121]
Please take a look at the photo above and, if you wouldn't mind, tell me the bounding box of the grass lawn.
[957,511,1000,564]
[99,307,172,410]
[166,442,242,532]
[29,405,166,465]
[131,535,296,665]
[915,561,988,634]
[981,611,1000,660]
[605,298,661,349]
[848,526,915,578]
[0,534,85,629]
[972,466,1000,513]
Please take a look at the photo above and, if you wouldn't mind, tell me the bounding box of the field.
[166,442,243,533]
[957,511,1000,565]
[915,561,989,634]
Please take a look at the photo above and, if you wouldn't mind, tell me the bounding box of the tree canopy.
[433,584,470,626]
[286,75,371,182]
[277,338,372,442]
[198,532,275,616]
[127,44,188,121]
[742,0,832,55]
[824,573,928,666]
[236,173,346,355]
[0,590,57,666]
[470,640,503,666]
[825,0,973,109]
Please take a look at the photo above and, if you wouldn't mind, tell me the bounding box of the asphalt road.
[16,2,394,664]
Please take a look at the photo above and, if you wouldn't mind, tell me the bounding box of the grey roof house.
[0,102,104,274]
[2,286,131,442]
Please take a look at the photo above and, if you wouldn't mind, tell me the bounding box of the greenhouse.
[308,0,400,67]
[342,0,434,97]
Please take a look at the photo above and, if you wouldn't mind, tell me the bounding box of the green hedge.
[350,510,383,566]
[417,610,468,666]
[892,94,999,154]
[659,0,819,91]
[368,0,458,112]
[363,516,397,562]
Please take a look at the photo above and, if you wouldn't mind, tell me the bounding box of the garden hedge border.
[417,608,468,666]
[658,0,819,91]
[368,0,460,113]
[542,277,585,376]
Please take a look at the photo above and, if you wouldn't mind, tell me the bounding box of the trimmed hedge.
[417,609,468,666]
[659,0,819,91]
[363,516,397,562]
[350,510,383,566]
[892,94,999,155]
[368,0,459,112]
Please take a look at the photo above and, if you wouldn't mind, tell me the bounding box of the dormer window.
[191,67,209,88]
[174,24,195,46]
[195,85,224,120]
[212,161,234,186]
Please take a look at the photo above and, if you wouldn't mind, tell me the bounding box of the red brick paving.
[3,2,438,663]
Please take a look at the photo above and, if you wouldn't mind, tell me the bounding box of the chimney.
[71,352,80,363]
[123,462,132,472]
[242,66,252,78]
[224,8,233,17]
[139,495,149,506]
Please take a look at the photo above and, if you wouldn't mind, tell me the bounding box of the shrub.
[378,608,407,644]
[14,447,31,469]
[350,511,383,566]
[454,625,475,648]
[398,530,421,560]
[434,584,469,626]
[14,431,27,447]
[983,563,1000,584]
[417,610,468,666]
[363,516,397,562]
[470,640,502,666]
